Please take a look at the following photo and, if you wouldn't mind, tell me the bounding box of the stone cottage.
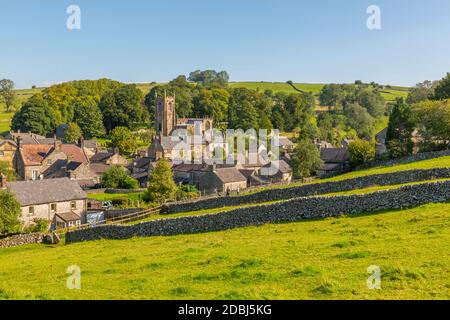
[0,140,17,168]
[3,177,87,229]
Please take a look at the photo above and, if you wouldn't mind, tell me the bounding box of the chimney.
[17,136,23,149]
[54,137,62,152]
[0,173,7,189]
[208,163,217,172]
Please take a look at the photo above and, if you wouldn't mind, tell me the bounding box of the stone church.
[148,93,218,161]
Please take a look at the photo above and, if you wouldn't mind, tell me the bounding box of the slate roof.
[214,167,247,184]
[8,132,45,144]
[279,136,294,147]
[90,152,114,163]
[320,148,350,163]
[7,178,87,206]
[55,212,81,222]
[43,160,84,179]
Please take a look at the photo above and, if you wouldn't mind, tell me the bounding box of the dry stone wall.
[162,168,450,214]
[357,150,450,170]
[0,233,45,248]
[65,180,450,243]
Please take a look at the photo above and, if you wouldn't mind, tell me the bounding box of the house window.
[32,170,39,181]
[71,201,77,210]
[0,151,4,157]
[50,203,57,213]
[28,206,35,216]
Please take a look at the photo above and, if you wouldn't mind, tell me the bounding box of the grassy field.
[0,202,448,300]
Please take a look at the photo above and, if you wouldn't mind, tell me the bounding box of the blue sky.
[1,0,449,88]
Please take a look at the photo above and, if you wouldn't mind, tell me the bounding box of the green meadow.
[0,202,448,300]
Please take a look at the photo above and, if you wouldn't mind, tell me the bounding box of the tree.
[412,99,450,151]
[101,165,138,189]
[193,88,230,122]
[290,139,323,180]
[348,139,375,167]
[406,80,436,104]
[111,126,138,155]
[73,98,105,138]
[386,99,415,157]
[144,159,177,204]
[99,84,148,132]
[0,79,16,112]
[228,88,259,130]
[433,73,450,100]
[188,70,229,87]
[344,103,374,138]
[12,94,57,135]
[64,122,82,143]
[0,190,21,235]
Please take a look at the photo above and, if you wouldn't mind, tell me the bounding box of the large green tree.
[412,99,450,151]
[64,122,82,143]
[406,80,436,104]
[386,99,415,157]
[228,88,259,130]
[344,103,374,138]
[12,94,57,135]
[144,159,177,204]
[111,126,138,155]
[188,70,229,87]
[73,98,106,138]
[99,84,149,132]
[193,88,230,122]
[0,79,16,112]
[290,139,323,180]
[433,73,450,100]
[0,190,21,235]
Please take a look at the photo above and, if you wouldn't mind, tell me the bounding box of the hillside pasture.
[0,202,448,299]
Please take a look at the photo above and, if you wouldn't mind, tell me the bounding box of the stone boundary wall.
[0,233,45,249]
[357,150,450,170]
[104,208,142,219]
[161,168,450,214]
[105,188,146,194]
[65,181,450,243]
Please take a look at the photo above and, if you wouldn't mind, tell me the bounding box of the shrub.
[0,190,21,235]
[101,166,138,190]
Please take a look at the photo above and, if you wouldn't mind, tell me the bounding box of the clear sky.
[1,0,449,88]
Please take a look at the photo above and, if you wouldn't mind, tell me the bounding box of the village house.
[13,139,100,188]
[198,165,247,194]
[88,150,129,178]
[0,140,17,168]
[5,131,50,145]
[318,147,351,178]
[2,176,87,229]
[279,136,295,151]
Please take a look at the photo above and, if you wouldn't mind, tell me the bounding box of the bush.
[0,190,21,235]
[176,184,200,201]
[348,139,375,167]
[101,166,138,190]
[31,219,50,233]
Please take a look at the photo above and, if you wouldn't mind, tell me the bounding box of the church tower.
[155,93,176,137]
